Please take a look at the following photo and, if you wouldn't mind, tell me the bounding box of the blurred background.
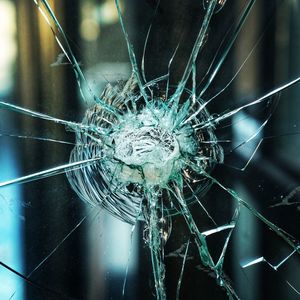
[0,0,300,299]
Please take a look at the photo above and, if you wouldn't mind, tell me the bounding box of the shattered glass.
[0,0,300,299]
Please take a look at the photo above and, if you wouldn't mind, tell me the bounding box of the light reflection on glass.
[0,1,23,299]
[0,0,17,94]
[80,0,121,42]
[233,112,262,159]
[0,146,24,300]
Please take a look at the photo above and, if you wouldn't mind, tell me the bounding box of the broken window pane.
[0,0,300,299]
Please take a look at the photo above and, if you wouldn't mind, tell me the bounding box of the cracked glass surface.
[0,0,300,299]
